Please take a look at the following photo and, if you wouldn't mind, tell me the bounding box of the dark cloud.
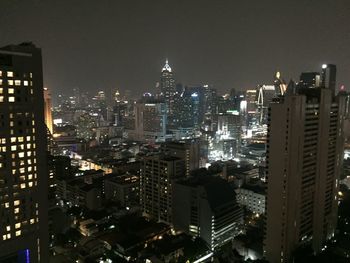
[1,0,349,98]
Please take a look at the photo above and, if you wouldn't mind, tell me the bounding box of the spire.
[162,58,172,72]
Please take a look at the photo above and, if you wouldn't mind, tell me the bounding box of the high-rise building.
[173,175,243,250]
[321,64,336,95]
[162,140,201,176]
[132,100,167,142]
[298,72,321,89]
[256,85,277,124]
[264,65,346,263]
[43,87,53,134]
[0,43,48,262]
[160,59,175,113]
[140,155,185,224]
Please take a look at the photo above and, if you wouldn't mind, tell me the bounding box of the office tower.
[298,72,321,89]
[162,140,201,176]
[321,64,336,95]
[217,114,241,139]
[140,155,185,224]
[43,87,53,134]
[274,71,287,96]
[173,176,243,250]
[132,100,167,142]
[256,85,277,124]
[203,84,217,115]
[245,89,257,113]
[160,59,175,113]
[0,43,48,262]
[264,66,346,263]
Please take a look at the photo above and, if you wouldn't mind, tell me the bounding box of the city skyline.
[1,0,349,96]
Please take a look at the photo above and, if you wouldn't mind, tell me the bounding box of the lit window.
[7,234,11,239]
[14,208,19,214]
[19,168,25,174]
[28,174,33,180]
[14,200,20,206]
[30,218,35,224]
[6,226,10,231]
[8,80,14,85]
[2,235,6,241]
[7,71,13,77]
[11,137,16,143]
[26,136,31,141]
[15,223,21,229]
[28,182,33,187]
[8,88,14,94]
[9,97,15,102]
[0,71,2,76]
[0,96,3,102]
[18,137,24,142]
[0,88,2,93]
[5,202,9,208]
[23,80,29,86]
[15,230,21,237]
[29,73,32,78]
[20,183,26,189]
[11,145,17,151]
[27,143,31,149]
[18,152,25,158]
[10,121,14,127]
[15,80,21,86]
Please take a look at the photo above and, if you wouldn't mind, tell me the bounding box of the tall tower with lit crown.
[160,59,175,114]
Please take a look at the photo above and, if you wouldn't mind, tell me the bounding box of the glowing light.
[322,64,327,69]
[162,59,172,72]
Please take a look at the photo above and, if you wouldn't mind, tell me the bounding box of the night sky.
[1,0,349,97]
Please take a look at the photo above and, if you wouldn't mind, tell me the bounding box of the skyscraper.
[264,65,346,263]
[131,99,167,142]
[43,87,53,134]
[0,43,48,262]
[160,60,177,127]
[160,59,175,102]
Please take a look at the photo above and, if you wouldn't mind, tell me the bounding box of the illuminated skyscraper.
[0,43,48,262]
[160,59,175,102]
[264,65,345,263]
[43,87,53,134]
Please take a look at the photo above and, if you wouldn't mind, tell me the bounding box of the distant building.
[140,155,185,223]
[160,59,176,115]
[44,87,53,134]
[127,100,167,142]
[0,43,49,262]
[162,140,201,176]
[264,65,346,263]
[104,173,139,207]
[173,176,243,250]
[256,85,277,124]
